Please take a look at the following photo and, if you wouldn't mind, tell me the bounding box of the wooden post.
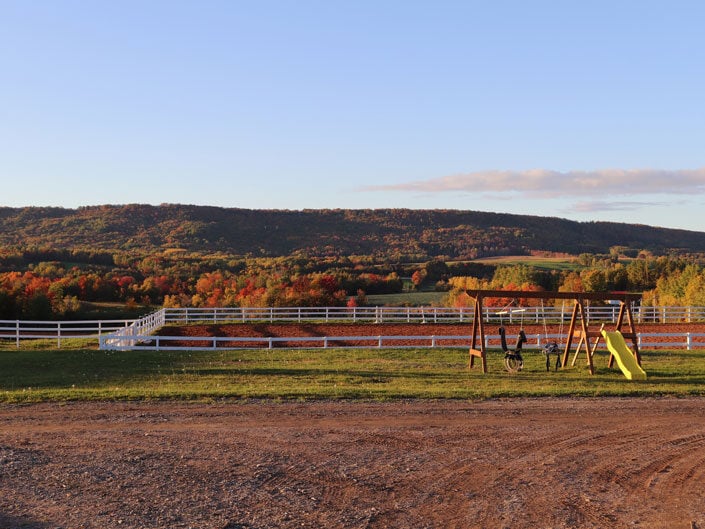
[624,301,642,365]
[608,301,642,368]
[468,296,486,373]
[577,298,595,375]
[561,301,580,368]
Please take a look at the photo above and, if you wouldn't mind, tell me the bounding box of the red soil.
[1,398,705,528]
[156,322,705,348]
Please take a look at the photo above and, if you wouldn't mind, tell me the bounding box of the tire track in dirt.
[2,399,705,528]
[460,428,615,529]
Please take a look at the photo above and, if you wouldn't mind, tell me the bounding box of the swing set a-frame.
[465,289,642,374]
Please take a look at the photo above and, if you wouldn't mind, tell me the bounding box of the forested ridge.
[2,204,705,319]
[1,204,704,258]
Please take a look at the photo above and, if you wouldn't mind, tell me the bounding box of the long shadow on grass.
[640,350,700,360]
[186,366,466,379]
[583,366,705,390]
[0,348,472,389]
[0,349,201,389]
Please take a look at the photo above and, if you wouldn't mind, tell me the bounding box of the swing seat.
[542,342,562,371]
[499,327,527,373]
[504,352,523,372]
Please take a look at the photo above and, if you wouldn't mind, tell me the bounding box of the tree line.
[445,255,705,308]
[3,205,705,260]
[1,245,705,319]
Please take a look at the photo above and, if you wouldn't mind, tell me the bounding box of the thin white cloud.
[359,168,705,197]
[568,200,669,213]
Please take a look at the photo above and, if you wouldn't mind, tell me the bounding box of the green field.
[365,291,447,306]
[469,255,582,271]
[1,344,703,402]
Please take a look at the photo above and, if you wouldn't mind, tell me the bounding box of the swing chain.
[540,299,563,371]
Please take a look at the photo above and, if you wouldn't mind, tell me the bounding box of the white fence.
[102,334,476,352]
[99,330,705,352]
[0,319,136,348]
[99,310,165,350]
[159,305,705,325]
[3,304,705,350]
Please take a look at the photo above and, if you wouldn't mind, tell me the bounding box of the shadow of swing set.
[465,289,645,379]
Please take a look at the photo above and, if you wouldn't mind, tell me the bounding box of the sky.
[1,1,705,231]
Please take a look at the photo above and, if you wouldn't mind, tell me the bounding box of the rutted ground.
[1,398,705,529]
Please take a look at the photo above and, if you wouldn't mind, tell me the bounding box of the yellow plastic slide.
[601,330,647,380]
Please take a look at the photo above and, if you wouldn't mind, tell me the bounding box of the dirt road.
[1,398,705,528]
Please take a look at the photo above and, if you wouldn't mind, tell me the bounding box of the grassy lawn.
[79,301,156,320]
[469,255,582,271]
[1,343,704,402]
[366,291,447,306]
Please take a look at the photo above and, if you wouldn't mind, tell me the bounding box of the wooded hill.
[1,204,704,259]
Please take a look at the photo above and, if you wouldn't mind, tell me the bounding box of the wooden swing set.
[465,289,643,374]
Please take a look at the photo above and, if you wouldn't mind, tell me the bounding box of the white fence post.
[7,304,705,351]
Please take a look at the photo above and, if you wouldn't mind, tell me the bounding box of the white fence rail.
[0,319,136,348]
[100,311,165,350]
[4,304,705,350]
[101,334,475,351]
[98,331,705,352]
[160,305,705,325]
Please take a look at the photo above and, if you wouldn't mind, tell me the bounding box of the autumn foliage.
[1,244,704,319]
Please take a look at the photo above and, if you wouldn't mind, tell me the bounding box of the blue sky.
[2,1,704,231]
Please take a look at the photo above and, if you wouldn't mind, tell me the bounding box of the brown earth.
[157,322,705,348]
[2,398,705,529]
